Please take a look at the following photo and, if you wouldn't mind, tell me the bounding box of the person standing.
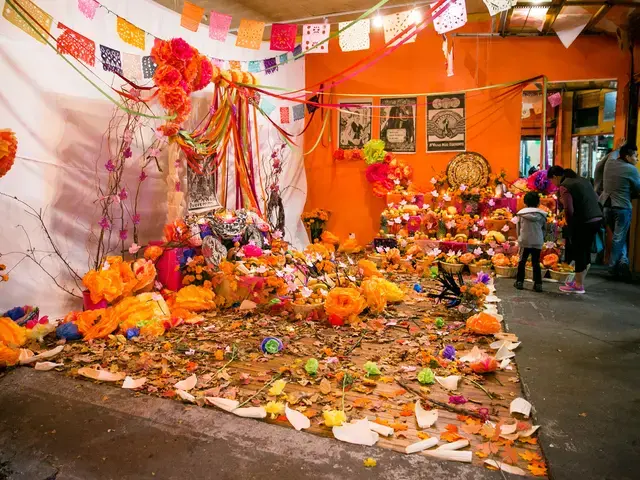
[600,144,640,279]
[514,192,548,292]
[548,166,603,294]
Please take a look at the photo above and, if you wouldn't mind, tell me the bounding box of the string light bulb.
[409,9,422,25]
[373,14,383,28]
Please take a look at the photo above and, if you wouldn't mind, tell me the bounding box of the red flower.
[193,56,213,91]
[365,163,390,184]
[351,150,363,161]
[384,152,393,164]
[170,38,194,63]
[328,314,344,326]
[333,149,345,161]
[159,87,189,113]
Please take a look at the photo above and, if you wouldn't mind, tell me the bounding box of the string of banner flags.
[1,0,518,124]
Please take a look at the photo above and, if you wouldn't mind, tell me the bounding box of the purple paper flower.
[476,272,491,285]
[98,217,111,230]
[449,395,467,405]
[119,229,128,241]
[132,214,141,225]
[139,170,147,182]
[119,188,128,201]
[123,147,132,159]
[442,345,456,360]
[105,159,115,172]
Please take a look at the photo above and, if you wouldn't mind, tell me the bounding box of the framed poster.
[338,100,372,149]
[426,93,466,152]
[379,97,417,153]
[187,168,219,211]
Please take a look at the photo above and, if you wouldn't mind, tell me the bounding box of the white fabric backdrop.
[0,0,308,317]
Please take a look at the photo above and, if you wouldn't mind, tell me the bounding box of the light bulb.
[373,14,383,28]
[409,9,422,25]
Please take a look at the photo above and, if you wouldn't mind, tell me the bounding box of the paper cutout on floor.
[553,6,592,48]
[176,389,196,403]
[270,23,297,52]
[482,0,517,17]
[174,374,197,391]
[78,367,126,382]
[19,345,64,364]
[484,460,527,476]
[383,11,416,46]
[122,376,147,389]
[285,405,311,430]
[3,0,52,44]
[117,16,145,50]
[425,449,473,462]
[415,401,438,428]
[142,56,157,79]
[435,375,460,391]
[460,346,485,363]
[432,0,468,35]
[339,19,371,52]
[122,52,143,80]
[332,419,379,446]
[207,397,238,412]
[57,23,96,66]
[302,23,330,54]
[368,421,394,436]
[436,439,469,450]
[180,1,204,32]
[510,397,532,417]
[495,343,516,361]
[236,19,265,50]
[100,45,123,74]
[34,362,63,371]
[78,0,99,20]
[209,11,232,42]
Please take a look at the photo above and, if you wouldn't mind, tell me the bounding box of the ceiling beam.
[542,0,565,34]
[584,3,613,31]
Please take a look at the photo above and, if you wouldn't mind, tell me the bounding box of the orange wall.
[303,24,629,243]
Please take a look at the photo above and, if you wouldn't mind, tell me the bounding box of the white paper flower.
[481,229,489,236]
[287,282,298,293]
[446,220,456,230]
[256,265,268,274]
[102,261,111,271]
[406,254,413,261]
[460,184,467,192]
[394,217,402,224]
[402,213,410,221]
[487,248,496,256]
[446,249,456,257]
[472,225,479,232]
[478,219,485,227]
[400,200,407,206]
[473,247,483,256]
[505,192,513,198]
[488,199,496,207]
[431,190,439,198]
[273,230,283,239]
[423,204,431,210]
[376,246,384,254]
[394,179,401,185]
[430,177,437,184]
[501,224,510,233]
[300,286,313,298]
[443,194,452,202]
[511,216,519,225]
[387,203,394,208]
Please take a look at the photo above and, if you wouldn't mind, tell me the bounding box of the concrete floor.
[498,271,640,480]
[1,272,638,479]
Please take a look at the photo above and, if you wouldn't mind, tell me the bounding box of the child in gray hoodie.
[515,192,548,292]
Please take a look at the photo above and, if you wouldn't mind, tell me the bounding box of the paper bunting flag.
[180,1,204,32]
[57,22,95,66]
[548,92,562,108]
[432,0,468,35]
[78,0,99,20]
[293,44,302,57]
[339,19,371,52]
[280,107,290,124]
[122,52,143,80]
[292,104,305,122]
[482,0,515,17]
[100,45,123,75]
[279,53,288,65]
[552,6,592,49]
[307,95,319,114]
[209,11,232,42]
[248,60,261,73]
[383,11,416,47]
[117,16,145,50]
[270,24,297,52]
[236,19,265,50]
[229,60,241,70]
[302,24,329,54]
[2,0,52,44]
[260,99,276,115]
[142,56,157,78]
[211,58,224,69]
[264,58,278,75]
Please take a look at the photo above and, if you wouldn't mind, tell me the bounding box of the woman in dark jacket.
[547,166,602,294]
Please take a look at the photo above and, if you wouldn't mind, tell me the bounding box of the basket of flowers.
[492,253,518,278]
[525,261,549,280]
[469,258,492,275]
[290,284,326,316]
[458,252,476,272]
[549,263,575,283]
[439,253,465,274]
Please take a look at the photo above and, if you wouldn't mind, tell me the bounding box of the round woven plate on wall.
[446,152,490,189]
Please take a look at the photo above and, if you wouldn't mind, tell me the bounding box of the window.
[520,138,554,177]
[603,91,617,123]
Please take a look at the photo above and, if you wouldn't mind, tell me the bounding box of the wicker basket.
[549,270,573,283]
[367,254,384,267]
[439,262,465,274]
[494,265,518,278]
[468,264,491,275]
[525,267,549,280]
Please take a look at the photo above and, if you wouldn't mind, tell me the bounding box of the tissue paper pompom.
[466,312,501,335]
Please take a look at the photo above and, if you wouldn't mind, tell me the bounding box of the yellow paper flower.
[265,401,285,418]
[268,379,287,397]
[363,458,377,468]
[323,409,346,427]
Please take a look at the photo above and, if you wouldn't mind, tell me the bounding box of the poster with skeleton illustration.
[426,93,466,152]
[187,167,218,211]
[379,97,417,153]
[338,100,372,149]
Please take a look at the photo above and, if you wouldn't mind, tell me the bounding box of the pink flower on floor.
[448,395,467,405]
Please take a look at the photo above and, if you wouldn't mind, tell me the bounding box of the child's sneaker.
[514,281,524,290]
[559,282,585,294]
[534,283,543,293]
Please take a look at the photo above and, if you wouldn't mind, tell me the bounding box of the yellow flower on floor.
[363,458,377,468]
[265,401,285,418]
[323,409,346,427]
[268,379,287,397]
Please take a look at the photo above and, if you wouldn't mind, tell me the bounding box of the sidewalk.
[497,273,640,480]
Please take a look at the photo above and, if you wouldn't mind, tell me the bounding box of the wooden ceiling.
[152,0,639,37]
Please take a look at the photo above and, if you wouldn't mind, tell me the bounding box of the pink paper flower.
[119,229,128,241]
[129,243,141,254]
[132,214,141,225]
[98,217,111,230]
[119,188,128,201]
[139,170,148,182]
[105,159,116,172]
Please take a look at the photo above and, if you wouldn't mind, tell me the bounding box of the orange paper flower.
[466,312,501,335]
[0,341,20,367]
[324,287,366,322]
[0,129,18,178]
[0,317,27,347]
